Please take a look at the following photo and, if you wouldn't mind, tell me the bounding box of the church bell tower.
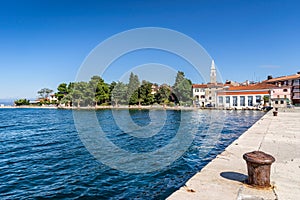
[210,60,216,84]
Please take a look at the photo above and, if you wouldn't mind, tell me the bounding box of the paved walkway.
[168,108,300,200]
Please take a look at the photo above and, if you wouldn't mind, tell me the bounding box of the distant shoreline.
[0,105,57,109]
[0,105,266,111]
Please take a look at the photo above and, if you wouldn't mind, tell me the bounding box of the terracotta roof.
[192,84,207,88]
[265,74,300,82]
[226,83,276,91]
[193,83,224,88]
[218,91,269,96]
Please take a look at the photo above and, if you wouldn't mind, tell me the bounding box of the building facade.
[265,72,300,105]
[270,86,292,107]
[216,84,272,109]
[192,84,207,107]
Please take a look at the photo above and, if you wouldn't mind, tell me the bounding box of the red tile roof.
[193,83,224,88]
[192,84,207,88]
[218,91,269,95]
[226,83,276,91]
[265,74,300,82]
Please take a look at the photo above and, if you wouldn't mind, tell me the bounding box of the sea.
[0,108,265,199]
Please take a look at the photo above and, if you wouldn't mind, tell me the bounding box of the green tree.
[96,83,110,105]
[173,71,192,104]
[37,88,53,99]
[56,83,68,101]
[60,94,72,107]
[137,81,154,105]
[263,95,270,106]
[127,72,140,104]
[56,82,74,106]
[111,82,128,106]
[155,84,171,105]
[89,76,110,106]
[109,81,117,102]
[173,71,185,89]
[70,82,92,107]
[14,98,30,106]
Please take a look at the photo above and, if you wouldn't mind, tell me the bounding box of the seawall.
[168,108,300,200]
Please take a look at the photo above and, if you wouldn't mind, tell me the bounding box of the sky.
[0,0,300,99]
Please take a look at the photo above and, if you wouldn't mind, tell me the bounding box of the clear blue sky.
[0,0,299,99]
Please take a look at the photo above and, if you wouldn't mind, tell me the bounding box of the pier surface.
[168,108,300,200]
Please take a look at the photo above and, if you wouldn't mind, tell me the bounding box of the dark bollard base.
[243,151,275,188]
[246,162,272,188]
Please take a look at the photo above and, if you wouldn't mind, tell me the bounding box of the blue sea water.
[0,108,265,199]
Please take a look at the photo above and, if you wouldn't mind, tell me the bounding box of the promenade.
[168,108,300,200]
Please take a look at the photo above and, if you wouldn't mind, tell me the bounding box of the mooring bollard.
[273,111,278,116]
[243,151,275,188]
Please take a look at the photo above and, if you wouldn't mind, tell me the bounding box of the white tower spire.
[210,59,216,84]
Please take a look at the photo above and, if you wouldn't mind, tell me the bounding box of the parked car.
[262,106,273,111]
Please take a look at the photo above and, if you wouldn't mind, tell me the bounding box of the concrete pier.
[168,108,300,200]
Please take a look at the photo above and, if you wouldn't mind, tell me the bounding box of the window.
[201,95,205,99]
[209,97,212,100]
[256,96,261,103]
[195,89,199,92]
[218,96,223,104]
[240,96,245,106]
[277,95,280,98]
[281,100,284,104]
[226,96,230,104]
[233,96,237,106]
[284,95,287,99]
[283,89,288,92]
[248,96,253,106]
[275,101,278,104]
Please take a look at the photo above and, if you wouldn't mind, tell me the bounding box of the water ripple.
[0,108,264,199]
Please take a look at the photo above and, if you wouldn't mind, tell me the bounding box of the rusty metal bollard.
[243,151,275,188]
[273,111,278,116]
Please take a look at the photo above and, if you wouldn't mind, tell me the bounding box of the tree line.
[56,71,192,107]
[15,71,193,107]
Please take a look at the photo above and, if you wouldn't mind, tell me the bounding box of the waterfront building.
[49,94,58,103]
[264,72,300,105]
[270,86,292,107]
[192,84,207,107]
[216,83,273,109]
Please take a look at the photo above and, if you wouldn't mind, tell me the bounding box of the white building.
[216,83,273,109]
[192,84,207,107]
[49,94,58,102]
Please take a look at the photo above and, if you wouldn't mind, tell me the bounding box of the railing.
[292,95,300,99]
[293,82,300,86]
[293,88,300,93]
